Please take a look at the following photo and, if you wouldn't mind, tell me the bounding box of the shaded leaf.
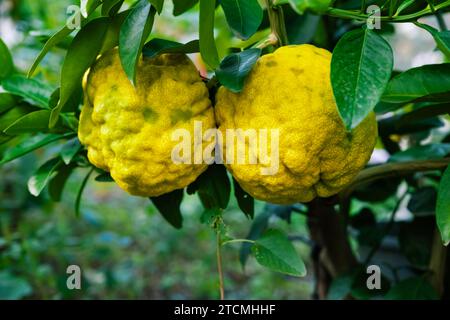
[0,93,18,114]
[49,164,76,202]
[385,277,439,299]
[389,144,450,162]
[148,0,164,14]
[173,0,199,16]
[195,164,231,209]
[150,189,184,229]
[331,28,393,129]
[102,0,124,16]
[215,48,261,93]
[233,178,254,219]
[142,38,199,58]
[95,171,114,182]
[437,165,450,245]
[75,168,95,216]
[251,229,306,277]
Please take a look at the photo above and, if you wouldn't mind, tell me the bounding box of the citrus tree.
[1,0,450,300]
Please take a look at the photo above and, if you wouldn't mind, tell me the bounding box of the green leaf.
[382,64,450,103]
[28,157,63,196]
[395,0,416,15]
[173,0,199,16]
[220,0,263,40]
[48,164,75,202]
[119,0,156,85]
[195,164,231,209]
[0,38,13,80]
[150,189,184,229]
[95,171,114,182]
[401,103,450,121]
[199,0,220,69]
[0,133,72,165]
[148,0,164,13]
[101,10,130,54]
[28,27,73,77]
[385,277,439,299]
[331,28,393,130]
[60,138,82,164]
[50,18,109,127]
[233,178,254,219]
[415,23,450,58]
[240,209,272,267]
[2,75,52,109]
[142,38,199,58]
[0,105,32,131]
[251,229,306,277]
[288,0,332,14]
[437,165,450,245]
[102,0,124,16]
[3,110,62,135]
[389,144,450,162]
[75,168,94,216]
[215,48,261,93]
[0,93,18,114]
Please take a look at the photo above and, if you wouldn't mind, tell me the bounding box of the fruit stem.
[264,0,289,47]
[216,232,225,300]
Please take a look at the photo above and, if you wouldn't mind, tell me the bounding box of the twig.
[216,232,225,300]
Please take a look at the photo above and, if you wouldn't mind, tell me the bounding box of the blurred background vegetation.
[0,0,449,299]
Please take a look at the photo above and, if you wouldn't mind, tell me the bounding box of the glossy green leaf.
[415,23,450,58]
[385,277,439,299]
[220,0,263,40]
[288,0,332,14]
[0,38,13,80]
[28,27,72,77]
[395,0,416,15]
[389,144,450,162]
[60,138,82,164]
[2,75,52,109]
[0,105,33,132]
[3,110,60,134]
[215,48,261,93]
[48,164,75,202]
[173,0,199,16]
[75,168,94,216]
[382,64,450,103]
[148,0,164,13]
[50,18,109,127]
[102,0,124,16]
[331,28,393,129]
[437,165,450,245]
[119,0,156,85]
[233,178,254,219]
[199,0,220,69]
[251,229,306,277]
[240,209,272,267]
[28,157,63,196]
[101,10,130,54]
[142,38,199,58]
[0,133,73,165]
[150,189,184,229]
[0,93,18,114]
